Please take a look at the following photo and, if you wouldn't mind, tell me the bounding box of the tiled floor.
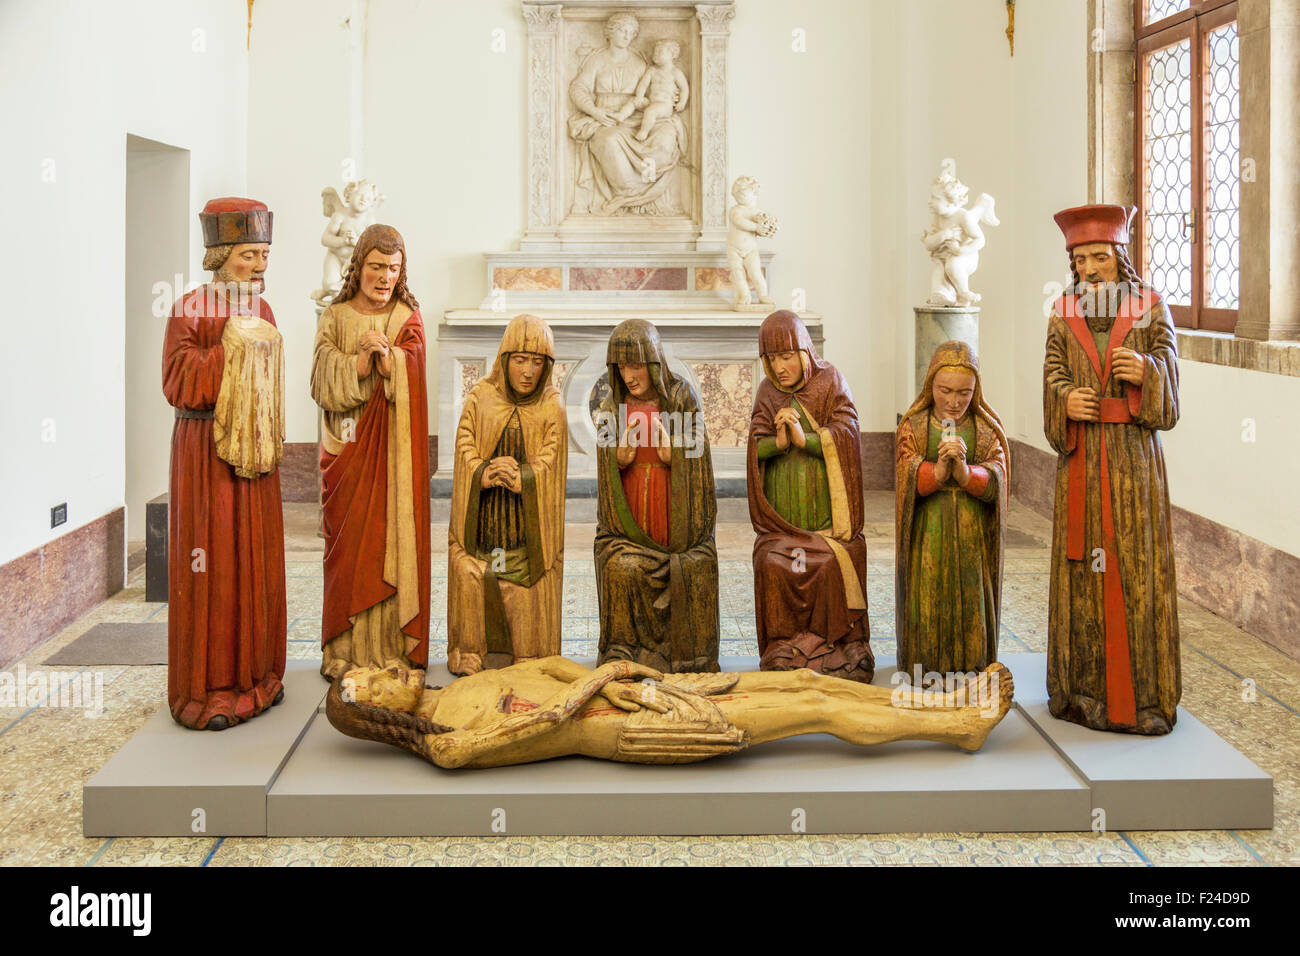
[2,494,1295,866]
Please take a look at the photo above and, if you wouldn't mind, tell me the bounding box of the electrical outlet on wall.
[51,503,67,528]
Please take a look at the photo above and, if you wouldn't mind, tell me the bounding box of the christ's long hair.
[333,224,419,310]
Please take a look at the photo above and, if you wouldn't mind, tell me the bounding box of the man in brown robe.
[1044,204,1181,735]
[311,225,431,681]
[747,310,872,682]
[448,314,567,676]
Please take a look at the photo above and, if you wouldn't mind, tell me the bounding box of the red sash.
[1055,290,1155,729]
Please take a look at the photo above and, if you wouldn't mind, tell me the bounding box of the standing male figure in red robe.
[311,225,430,680]
[163,198,287,730]
[1044,204,1181,735]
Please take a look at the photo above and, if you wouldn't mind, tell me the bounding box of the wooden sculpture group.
[162,200,1181,773]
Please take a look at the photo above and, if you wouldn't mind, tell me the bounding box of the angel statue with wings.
[921,169,998,308]
[311,180,385,306]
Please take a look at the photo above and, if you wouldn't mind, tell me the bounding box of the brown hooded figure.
[895,341,1009,681]
[595,319,719,673]
[747,310,872,682]
[448,314,567,676]
[1044,204,1181,735]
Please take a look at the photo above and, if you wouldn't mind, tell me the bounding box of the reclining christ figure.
[326,657,1014,769]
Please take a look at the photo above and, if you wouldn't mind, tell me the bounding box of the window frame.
[1133,0,1239,332]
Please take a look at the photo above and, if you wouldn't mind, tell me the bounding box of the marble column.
[523,3,563,245]
[914,306,979,393]
[696,2,735,251]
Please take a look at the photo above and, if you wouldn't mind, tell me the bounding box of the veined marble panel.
[551,360,574,392]
[570,267,687,291]
[692,361,753,447]
[459,359,486,403]
[696,266,766,291]
[493,267,563,291]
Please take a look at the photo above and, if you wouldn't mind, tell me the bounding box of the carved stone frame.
[522,1,735,251]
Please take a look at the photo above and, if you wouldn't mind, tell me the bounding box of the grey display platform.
[1008,655,1273,830]
[84,654,1273,837]
[83,661,326,836]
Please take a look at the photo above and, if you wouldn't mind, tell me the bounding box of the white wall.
[0,0,250,565]
[868,0,1087,434]
[247,0,529,444]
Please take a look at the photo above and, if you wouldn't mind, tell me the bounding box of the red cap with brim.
[200,197,273,247]
[1053,204,1136,251]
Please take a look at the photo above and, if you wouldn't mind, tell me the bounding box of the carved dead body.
[326,657,1015,769]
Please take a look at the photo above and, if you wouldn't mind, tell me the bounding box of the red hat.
[199,197,273,247]
[1053,204,1136,251]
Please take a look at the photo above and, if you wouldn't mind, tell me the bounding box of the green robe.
[900,415,1001,677]
[755,399,831,531]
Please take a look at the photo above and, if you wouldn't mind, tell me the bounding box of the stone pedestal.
[914,305,979,392]
[144,493,169,603]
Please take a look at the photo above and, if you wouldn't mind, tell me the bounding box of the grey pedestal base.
[82,661,327,837]
[1007,655,1273,830]
[83,654,1273,837]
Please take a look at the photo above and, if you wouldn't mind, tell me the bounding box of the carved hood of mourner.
[595,319,719,673]
[895,340,1010,678]
[448,314,568,674]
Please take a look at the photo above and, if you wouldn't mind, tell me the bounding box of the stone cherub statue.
[727,176,778,310]
[311,180,385,306]
[327,656,1014,769]
[921,168,999,307]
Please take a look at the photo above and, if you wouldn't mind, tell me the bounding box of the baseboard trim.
[0,508,125,668]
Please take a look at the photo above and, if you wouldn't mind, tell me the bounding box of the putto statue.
[727,176,777,310]
[311,180,385,306]
[921,167,998,307]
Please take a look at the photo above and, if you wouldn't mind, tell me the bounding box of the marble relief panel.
[691,361,752,447]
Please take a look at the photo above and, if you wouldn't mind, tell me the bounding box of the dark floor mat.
[42,622,167,665]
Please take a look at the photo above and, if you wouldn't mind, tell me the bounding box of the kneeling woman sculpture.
[594,319,719,673]
[747,310,873,681]
[327,657,1014,769]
